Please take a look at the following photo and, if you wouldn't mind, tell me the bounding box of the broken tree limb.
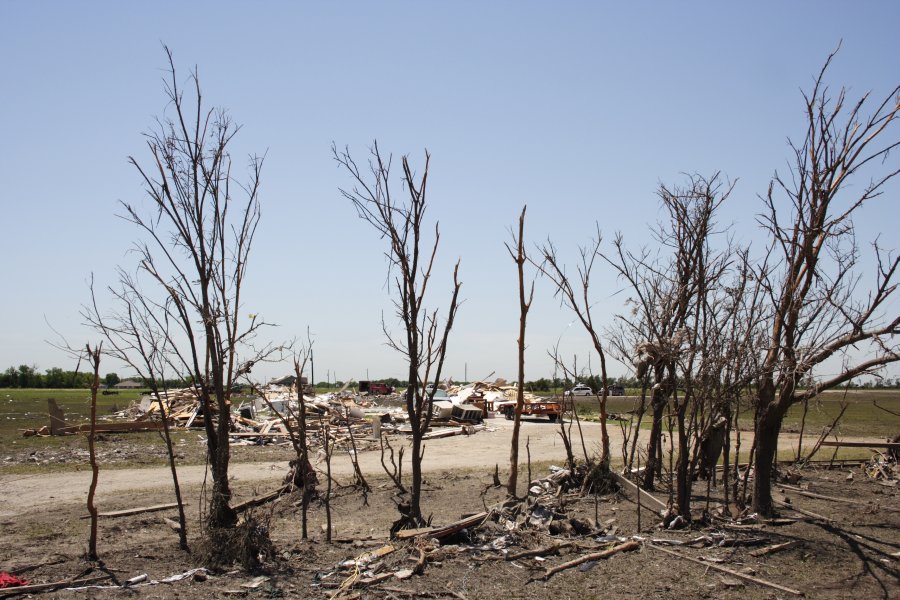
[533,540,640,581]
[611,472,667,513]
[232,484,293,513]
[646,543,804,596]
[80,502,179,519]
[750,540,801,557]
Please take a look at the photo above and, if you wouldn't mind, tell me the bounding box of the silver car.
[565,384,593,396]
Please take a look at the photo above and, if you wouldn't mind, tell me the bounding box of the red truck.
[360,381,394,395]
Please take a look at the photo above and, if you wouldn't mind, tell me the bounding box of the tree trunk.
[675,404,690,519]
[410,428,423,524]
[209,453,236,528]
[86,348,101,561]
[158,394,188,549]
[642,389,666,490]
[752,400,786,516]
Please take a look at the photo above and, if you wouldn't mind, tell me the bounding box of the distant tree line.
[4,365,899,391]
[0,365,190,389]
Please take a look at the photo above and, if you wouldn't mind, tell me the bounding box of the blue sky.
[1,1,898,383]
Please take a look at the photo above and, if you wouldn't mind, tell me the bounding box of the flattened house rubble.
[20,377,555,448]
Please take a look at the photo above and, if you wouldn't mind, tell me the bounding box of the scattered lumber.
[394,512,488,541]
[0,574,112,596]
[532,540,640,581]
[611,472,668,513]
[66,421,165,434]
[819,441,900,450]
[647,543,804,596]
[421,425,484,440]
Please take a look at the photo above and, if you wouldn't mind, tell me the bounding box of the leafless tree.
[752,49,900,515]
[536,230,611,468]
[505,206,534,497]
[334,142,462,527]
[84,273,189,549]
[603,175,728,498]
[118,47,276,529]
[604,174,762,520]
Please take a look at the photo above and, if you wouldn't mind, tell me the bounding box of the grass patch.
[0,388,144,444]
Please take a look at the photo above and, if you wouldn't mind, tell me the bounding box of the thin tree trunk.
[642,388,666,491]
[157,388,188,550]
[507,206,532,498]
[86,345,101,561]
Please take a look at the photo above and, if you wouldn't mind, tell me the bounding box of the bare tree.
[334,142,462,527]
[84,273,189,549]
[506,205,534,497]
[118,47,276,529]
[536,230,611,468]
[752,49,900,515]
[603,174,764,521]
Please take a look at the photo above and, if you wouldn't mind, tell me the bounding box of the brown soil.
[0,419,897,599]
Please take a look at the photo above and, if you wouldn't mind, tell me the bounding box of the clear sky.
[1,1,899,384]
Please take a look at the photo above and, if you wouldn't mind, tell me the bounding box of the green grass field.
[566,388,900,438]
[1,388,144,441]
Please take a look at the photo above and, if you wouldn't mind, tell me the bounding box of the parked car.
[565,384,593,396]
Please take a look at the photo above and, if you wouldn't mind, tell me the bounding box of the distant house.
[114,380,143,389]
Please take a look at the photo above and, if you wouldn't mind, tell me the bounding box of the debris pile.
[20,383,495,453]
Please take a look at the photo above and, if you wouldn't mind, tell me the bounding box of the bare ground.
[0,417,897,599]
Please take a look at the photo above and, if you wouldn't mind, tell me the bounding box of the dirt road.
[0,416,835,518]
